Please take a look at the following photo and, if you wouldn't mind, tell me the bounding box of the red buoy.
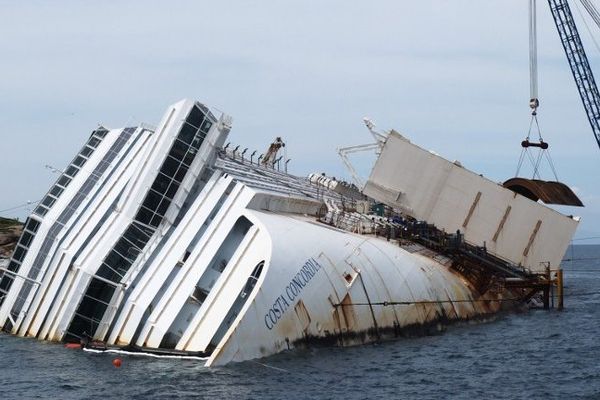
[64,343,81,349]
[112,358,122,368]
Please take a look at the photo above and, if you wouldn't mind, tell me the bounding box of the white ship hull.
[0,99,576,366]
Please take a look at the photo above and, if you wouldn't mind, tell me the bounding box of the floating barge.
[0,99,581,365]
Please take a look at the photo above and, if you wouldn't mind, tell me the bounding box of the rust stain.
[493,206,512,242]
[294,300,311,334]
[523,220,542,257]
[340,293,356,330]
[462,191,482,228]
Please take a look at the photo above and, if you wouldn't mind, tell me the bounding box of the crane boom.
[548,0,600,149]
[261,137,285,167]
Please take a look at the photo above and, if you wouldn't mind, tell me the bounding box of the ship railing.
[393,221,534,279]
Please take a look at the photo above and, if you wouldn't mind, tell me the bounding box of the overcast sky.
[0,0,598,243]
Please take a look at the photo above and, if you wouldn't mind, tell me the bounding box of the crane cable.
[579,0,600,30]
[0,200,40,215]
[574,0,600,55]
[530,0,539,104]
[516,0,559,181]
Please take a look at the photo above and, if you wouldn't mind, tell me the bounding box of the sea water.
[1,245,599,399]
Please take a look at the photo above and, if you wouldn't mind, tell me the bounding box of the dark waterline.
[2,245,599,399]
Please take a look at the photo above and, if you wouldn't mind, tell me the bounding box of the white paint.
[363,131,578,272]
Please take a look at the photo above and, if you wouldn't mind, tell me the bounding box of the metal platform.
[503,177,584,206]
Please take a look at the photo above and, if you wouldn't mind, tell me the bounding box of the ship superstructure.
[0,99,580,366]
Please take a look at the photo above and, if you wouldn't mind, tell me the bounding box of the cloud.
[0,0,598,240]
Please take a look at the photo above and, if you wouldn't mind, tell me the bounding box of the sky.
[0,0,598,243]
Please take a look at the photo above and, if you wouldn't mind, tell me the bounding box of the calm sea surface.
[1,245,599,400]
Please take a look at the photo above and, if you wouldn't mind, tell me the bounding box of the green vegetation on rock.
[0,217,23,258]
[0,217,22,231]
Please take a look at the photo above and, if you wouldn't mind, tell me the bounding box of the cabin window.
[50,185,64,198]
[65,106,216,340]
[87,136,101,148]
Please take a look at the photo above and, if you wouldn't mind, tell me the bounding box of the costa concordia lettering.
[0,99,581,366]
[264,258,322,330]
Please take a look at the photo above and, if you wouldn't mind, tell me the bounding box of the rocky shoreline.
[0,217,23,259]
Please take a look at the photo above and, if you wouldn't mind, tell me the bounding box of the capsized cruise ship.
[0,99,581,366]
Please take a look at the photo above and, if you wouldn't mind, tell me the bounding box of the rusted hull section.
[205,211,508,366]
[503,177,584,206]
[290,309,503,351]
